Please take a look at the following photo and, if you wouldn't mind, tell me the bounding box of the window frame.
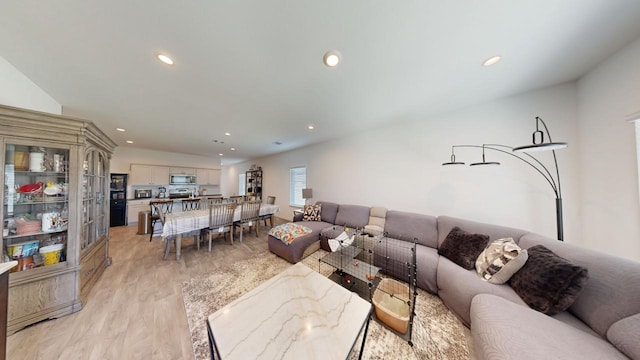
[289,166,307,207]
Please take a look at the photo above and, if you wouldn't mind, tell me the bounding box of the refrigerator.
[110,173,128,227]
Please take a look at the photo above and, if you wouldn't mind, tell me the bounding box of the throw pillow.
[509,245,589,315]
[475,237,528,284]
[438,227,490,270]
[302,204,321,221]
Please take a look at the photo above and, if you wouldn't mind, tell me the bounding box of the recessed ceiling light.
[482,55,502,67]
[230,147,236,151]
[308,125,314,130]
[323,50,341,67]
[126,140,133,144]
[224,132,231,136]
[116,128,126,132]
[218,153,223,156]
[157,54,174,65]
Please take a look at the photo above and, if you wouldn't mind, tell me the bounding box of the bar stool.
[149,199,173,242]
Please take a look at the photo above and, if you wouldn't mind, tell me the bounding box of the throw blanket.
[268,223,312,245]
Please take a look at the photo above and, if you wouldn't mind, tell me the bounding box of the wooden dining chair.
[206,202,237,250]
[259,196,276,228]
[149,199,173,242]
[233,200,261,243]
[182,198,201,211]
[228,195,244,203]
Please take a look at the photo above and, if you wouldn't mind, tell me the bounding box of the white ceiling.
[2,1,640,164]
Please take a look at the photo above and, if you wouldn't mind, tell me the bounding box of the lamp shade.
[302,188,313,199]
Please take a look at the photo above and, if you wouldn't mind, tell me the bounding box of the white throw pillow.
[475,237,528,284]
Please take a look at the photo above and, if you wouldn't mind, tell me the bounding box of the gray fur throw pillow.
[509,245,589,315]
[438,227,490,270]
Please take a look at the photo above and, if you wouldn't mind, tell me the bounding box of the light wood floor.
[7,219,283,360]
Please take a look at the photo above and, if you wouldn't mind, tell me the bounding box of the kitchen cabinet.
[196,168,221,185]
[127,199,150,224]
[170,167,196,175]
[130,164,170,185]
[0,104,115,334]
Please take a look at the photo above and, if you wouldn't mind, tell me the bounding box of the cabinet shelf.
[3,227,68,240]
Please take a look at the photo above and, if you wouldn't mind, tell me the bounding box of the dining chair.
[259,195,276,228]
[233,200,261,243]
[181,198,201,211]
[206,202,237,250]
[149,199,173,242]
[228,195,244,203]
[207,196,223,205]
[151,202,176,260]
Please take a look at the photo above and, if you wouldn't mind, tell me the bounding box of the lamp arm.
[452,144,559,197]
[484,143,559,196]
[536,117,563,198]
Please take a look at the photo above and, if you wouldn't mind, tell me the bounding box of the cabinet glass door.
[81,149,108,251]
[2,144,69,272]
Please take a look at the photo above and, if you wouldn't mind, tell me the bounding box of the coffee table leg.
[358,312,371,360]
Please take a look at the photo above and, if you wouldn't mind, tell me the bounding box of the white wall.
[225,83,582,246]
[0,55,61,114]
[577,36,640,261]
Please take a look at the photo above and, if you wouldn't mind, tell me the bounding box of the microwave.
[134,189,152,199]
[170,174,196,185]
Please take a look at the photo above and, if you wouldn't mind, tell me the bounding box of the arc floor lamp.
[443,117,568,241]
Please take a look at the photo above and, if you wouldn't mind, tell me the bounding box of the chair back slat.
[209,203,237,228]
[239,200,261,222]
[150,200,173,225]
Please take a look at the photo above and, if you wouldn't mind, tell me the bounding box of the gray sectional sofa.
[267,201,640,359]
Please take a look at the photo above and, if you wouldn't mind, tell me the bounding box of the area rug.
[181,251,471,359]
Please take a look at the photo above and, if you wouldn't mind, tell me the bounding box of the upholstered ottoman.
[268,221,330,263]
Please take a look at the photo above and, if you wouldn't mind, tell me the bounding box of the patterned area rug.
[181,251,471,359]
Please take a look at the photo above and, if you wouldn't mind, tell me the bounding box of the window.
[238,173,246,196]
[290,166,307,207]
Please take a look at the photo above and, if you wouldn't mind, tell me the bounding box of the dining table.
[161,203,279,260]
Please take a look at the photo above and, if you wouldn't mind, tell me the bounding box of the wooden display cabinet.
[0,104,116,334]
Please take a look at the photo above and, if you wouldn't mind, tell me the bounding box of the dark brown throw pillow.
[438,227,490,270]
[509,245,588,315]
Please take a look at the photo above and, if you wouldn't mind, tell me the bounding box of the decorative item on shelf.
[28,151,46,172]
[442,116,567,241]
[14,151,29,171]
[302,188,313,205]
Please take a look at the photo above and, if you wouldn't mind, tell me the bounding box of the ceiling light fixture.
[218,153,223,156]
[308,125,314,130]
[116,128,126,132]
[224,132,231,136]
[230,147,236,151]
[126,140,133,144]
[157,54,174,65]
[323,50,341,67]
[482,55,501,67]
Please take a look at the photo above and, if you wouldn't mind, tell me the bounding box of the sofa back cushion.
[315,201,339,224]
[333,204,370,229]
[384,210,438,248]
[437,216,529,247]
[519,233,640,338]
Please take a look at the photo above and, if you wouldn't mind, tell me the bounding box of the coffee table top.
[207,262,371,360]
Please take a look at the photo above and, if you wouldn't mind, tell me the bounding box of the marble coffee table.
[207,262,372,359]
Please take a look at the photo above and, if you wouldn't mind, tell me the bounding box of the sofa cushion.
[315,201,339,224]
[302,204,321,221]
[438,227,490,270]
[475,238,528,284]
[385,210,438,248]
[607,313,640,359]
[471,293,628,360]
[519,233,640,337]
[437,257,526,326]
[509,245,588,316]
[334,204,370,229]
[437,216,528,247]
